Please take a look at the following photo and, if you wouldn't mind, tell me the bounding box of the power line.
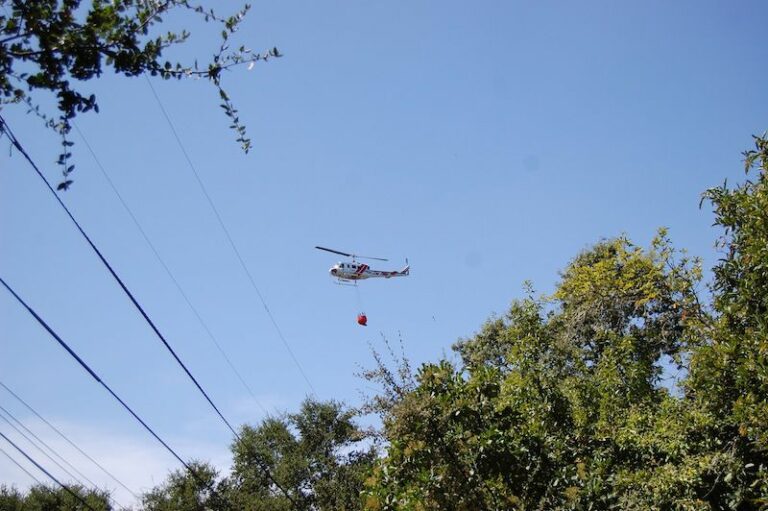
[0,407,129,511]
[0,405,96,489]
[1,445,44,485]
[0,410,85,488]
[0,276,194,473]
[0,276,299,508]
[145,78,316,395]
[73,122,271,418]
[0,431,100,511]
[0,380,140,500]
[0,114,238,438]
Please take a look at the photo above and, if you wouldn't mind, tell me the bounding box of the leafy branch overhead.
[0,0,281,188]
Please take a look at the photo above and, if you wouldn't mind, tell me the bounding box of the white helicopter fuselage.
[330,261,410,282]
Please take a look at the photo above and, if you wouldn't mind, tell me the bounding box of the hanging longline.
[354,285,367,326]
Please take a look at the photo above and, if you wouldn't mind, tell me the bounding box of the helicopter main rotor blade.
[355,255,389,262]
[315,246,389,262]
[315,246,352,257]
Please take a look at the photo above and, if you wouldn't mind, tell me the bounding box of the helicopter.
[315,246,410,285]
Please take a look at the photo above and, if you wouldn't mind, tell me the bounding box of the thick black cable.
[1,445,44,485]
[0,114,238,438]
[0,404,98,489]
[0,408,88,488]
[0,276,299,508]
[0,431,100,511]
[0,380,140,500]
[73,122,271,418]
[1,442,119,510]
[145,78,316,395]
[0,276,193,473]
[0,406,129,511]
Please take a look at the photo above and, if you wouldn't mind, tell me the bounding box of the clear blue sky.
[2,1,767,506]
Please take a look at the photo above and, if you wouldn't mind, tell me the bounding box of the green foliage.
[363,228,762,509]
[1,483,112,510]
[686,133,768,505]
[0,485,23,511]
[230,399,376,511]
[0,0,280,187]
[142,399,374,511]
[142,461,224,511]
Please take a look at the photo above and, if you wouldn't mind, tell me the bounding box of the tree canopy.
[1,483,111,510]
[141,399,375,511]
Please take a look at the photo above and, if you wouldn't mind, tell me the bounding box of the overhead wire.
[145,78,316,395]
[72,122,271,418]
[0,404,97,489]
[0,113,237,437]
[0,412,87,490]
[0,276,194,472]
[0,431,100,511]
[0,380,140,500]
[1,445,44,486]
[0,275,299,508]
[0,406,129,511]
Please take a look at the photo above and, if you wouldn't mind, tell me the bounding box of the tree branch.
[0,31,31,45]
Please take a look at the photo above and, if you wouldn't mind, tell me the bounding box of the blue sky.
[2,1,767,506]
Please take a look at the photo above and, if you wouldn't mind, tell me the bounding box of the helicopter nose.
[330,268,337,275]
